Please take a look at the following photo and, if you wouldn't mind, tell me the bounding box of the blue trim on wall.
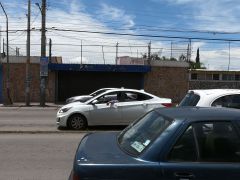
[48,64,151,73]
[0,65,2,103]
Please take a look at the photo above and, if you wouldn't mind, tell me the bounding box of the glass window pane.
[118,111,172,156]
[213,74,219,80]
[179,92,200,106]
[194,122,240,162]
[212,95,240,109]
[168,126,197,162]
[96,92,118,104]
[191,73,197,80]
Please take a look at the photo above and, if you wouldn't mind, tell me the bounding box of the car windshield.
[179,92,200,106]
[118,110,172,156]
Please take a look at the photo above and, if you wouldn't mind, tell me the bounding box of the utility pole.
[148,41,151,65]
[102,45,105,64]
[115,42,119,65]
[40,0,46,106]
[0,26,1,59]
[25,0,31,106]
[49,38,52,62]
[0,2,12,104]
[228,41,231,71]
[80,40,82,64]
[2,38,4,55]
[188,39,192,62]
[170,41,173,59]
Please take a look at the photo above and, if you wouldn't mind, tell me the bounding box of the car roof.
[155,107,240,122]
[102,88,161,98]
[189,89,240,96]
[103,88,147,94]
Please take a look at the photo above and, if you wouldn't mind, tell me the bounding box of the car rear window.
[179,92,200,106]
[118,111,172,156]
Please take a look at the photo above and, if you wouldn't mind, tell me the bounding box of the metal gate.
[57,71,144,102]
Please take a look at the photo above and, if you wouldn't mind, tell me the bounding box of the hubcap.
[71,116,84,129]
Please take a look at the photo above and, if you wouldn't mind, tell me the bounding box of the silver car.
[57,88,172,130]
[65,88,117,104]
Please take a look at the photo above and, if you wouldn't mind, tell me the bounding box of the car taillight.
[73,174,80,180]
[70,171,80,180]
[161,103,173,107]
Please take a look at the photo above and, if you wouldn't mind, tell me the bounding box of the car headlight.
[59,107,72,113]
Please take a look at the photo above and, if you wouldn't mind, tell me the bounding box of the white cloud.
[0,0,149,64]
[97,3,135,29]
[1,0,240,70]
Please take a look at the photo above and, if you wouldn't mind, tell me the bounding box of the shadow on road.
[57,125,126,131]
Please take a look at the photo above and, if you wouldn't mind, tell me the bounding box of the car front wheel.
[68,114,87,130]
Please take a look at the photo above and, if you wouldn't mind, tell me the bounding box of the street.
[0,106,123,180]
[0,107,58,132]
[0,133,85,180]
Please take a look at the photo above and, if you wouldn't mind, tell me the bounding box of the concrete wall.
[189,81,240,90]
[1,57,189,104]
[144,61,189,103]
[189,70,240,90]
[2,63,55,103]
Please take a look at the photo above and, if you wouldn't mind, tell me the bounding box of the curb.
[0,130,119,134]
[0,131,88,134]
[0,104,62,110]
[0,106,60,110]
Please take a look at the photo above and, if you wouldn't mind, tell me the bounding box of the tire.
[68,114,87,130]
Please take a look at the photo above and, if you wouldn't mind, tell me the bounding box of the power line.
[47,28,240,42]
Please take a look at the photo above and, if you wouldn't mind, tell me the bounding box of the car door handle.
[174,172,195,179]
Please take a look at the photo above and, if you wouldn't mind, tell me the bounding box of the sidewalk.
[0,102,62,110]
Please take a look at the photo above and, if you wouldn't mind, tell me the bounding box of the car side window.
[198,122,240,162]
[211,95,240,109]
[168,122,240,163]
[178,92,200,106]
[168,126,198,162]
[122,92,152,102]
[95,92,119,104]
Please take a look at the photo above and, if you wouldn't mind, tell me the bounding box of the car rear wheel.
[68,114,87,130]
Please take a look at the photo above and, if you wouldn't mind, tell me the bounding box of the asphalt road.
[0,107,125,180]
[0,107,59,132]
[0,133,85,180]
[0,107,126,132]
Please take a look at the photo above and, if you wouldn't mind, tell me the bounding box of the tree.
[196,48,200,64]
[192,48,203,69]
[142,53,177,61]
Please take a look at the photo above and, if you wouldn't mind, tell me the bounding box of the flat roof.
[48,64,151,73]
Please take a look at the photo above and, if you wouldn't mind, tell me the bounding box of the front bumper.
[56,113,69,127]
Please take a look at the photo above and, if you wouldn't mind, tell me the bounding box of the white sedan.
[57,89,172,130]
[65,88,116,104]
[179,89,240,108]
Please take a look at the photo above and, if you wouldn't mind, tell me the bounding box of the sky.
[1,0,240,70]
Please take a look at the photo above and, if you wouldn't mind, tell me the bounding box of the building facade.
[0,56,190,104]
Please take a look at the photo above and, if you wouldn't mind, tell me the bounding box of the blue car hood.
[75,132,138,165]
